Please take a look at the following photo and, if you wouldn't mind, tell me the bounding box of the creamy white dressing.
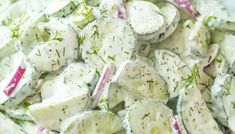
[0,0,235,133]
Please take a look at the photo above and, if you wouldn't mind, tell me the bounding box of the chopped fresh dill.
[35,49,41,56]
[222,77,232,96]
[77,34,86,45]
[91,25,99,39]
[50,31,63,41]
[55,49,60,58]
[107,55,115,61]
[181,64,200,87]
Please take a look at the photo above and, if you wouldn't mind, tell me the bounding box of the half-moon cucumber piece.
[28,90,90,131]
[60,111,124,134]
[123,99,173,134]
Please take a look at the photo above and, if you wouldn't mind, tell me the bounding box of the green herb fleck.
[55,49,61,58]
[35,49,41,56]
[182,64,200,87]
[50,31,63,41]
[77,35,86,45]
[91,25,99,39]
[107,55,115,61]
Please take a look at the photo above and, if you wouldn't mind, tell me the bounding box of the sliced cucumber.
[0,26,18,61]
[107,82,136,112]
[204,52,229,78]
[188,16,211,57]
[46,0,79,17]
[206,16,235,32]
[123,99,173,134]
[0,112,26,134]
[154,49,191,98]
[20,13,49,55]
[189,0,229,18]
[115,60,169,101]
[177,84,223,134]
[62,62,98,92]
[126,1,164,37]
[80,17,136,72]
[40,62,97,100]
[60,111,124,134]
[99,0,126,18]
[147,3,180,43]
[220,33,235,69]
[211,74,235,132]
[126,1,179,43]
[223,77,235,132]
[152,22,190,57]
[68,3,96,32]
[27,18,78,72]
[211,74,231,127]
[29,90,90,131]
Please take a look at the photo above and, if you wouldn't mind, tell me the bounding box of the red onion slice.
[117,0,127,19]
[172,0,200,17]
[91,64,113,108]
[171,116,183,134]
[3,61,26,96]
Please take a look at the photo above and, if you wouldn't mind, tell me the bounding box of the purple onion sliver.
[38,126,46,134]
[171,0,199,17]
[91,64,113,108]
[117,7,127,19]
[3,60,26,96]
[171,116,182,134]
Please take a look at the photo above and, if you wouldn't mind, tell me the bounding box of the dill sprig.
[77,34,86,45]
[10,12,30,38]
[50,31,63,41]
[81,6,93,18]
[155,10,165,17]
[182,64,200,87]
[222,77,232,96]
[91,25,99,39]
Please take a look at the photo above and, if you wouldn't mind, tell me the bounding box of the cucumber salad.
[0,0,235,134]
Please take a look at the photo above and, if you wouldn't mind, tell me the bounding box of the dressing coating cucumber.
[123,99,173,134]
[60,111,124,134]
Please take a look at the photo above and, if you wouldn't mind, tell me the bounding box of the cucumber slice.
[126,1,179,43]
[115,60,169,101]
[152,22,189,56]
[123,99,173,134]
[126,1,164,36]
[206,16,235,32]
[220,33,235,69]
[63,62,98,92]
[60,111,124,134]
[177,84,223,134]
[0,26,18,61]
[188,16,211,57]
[80,17,136,72]
[68,3,95,32]
[211,74,231,127]
[0,112,26,134]
[189,0,229,18]
[147,3,180,43]
[46,0,79,17]
[211,74,235,132]
[20,13,49,55]
[27,18,78,72]
[107,82,136,111]
[28,90,90,131]
[40,62,97,100]
[204,52,229,78]
[154,49,191,98]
